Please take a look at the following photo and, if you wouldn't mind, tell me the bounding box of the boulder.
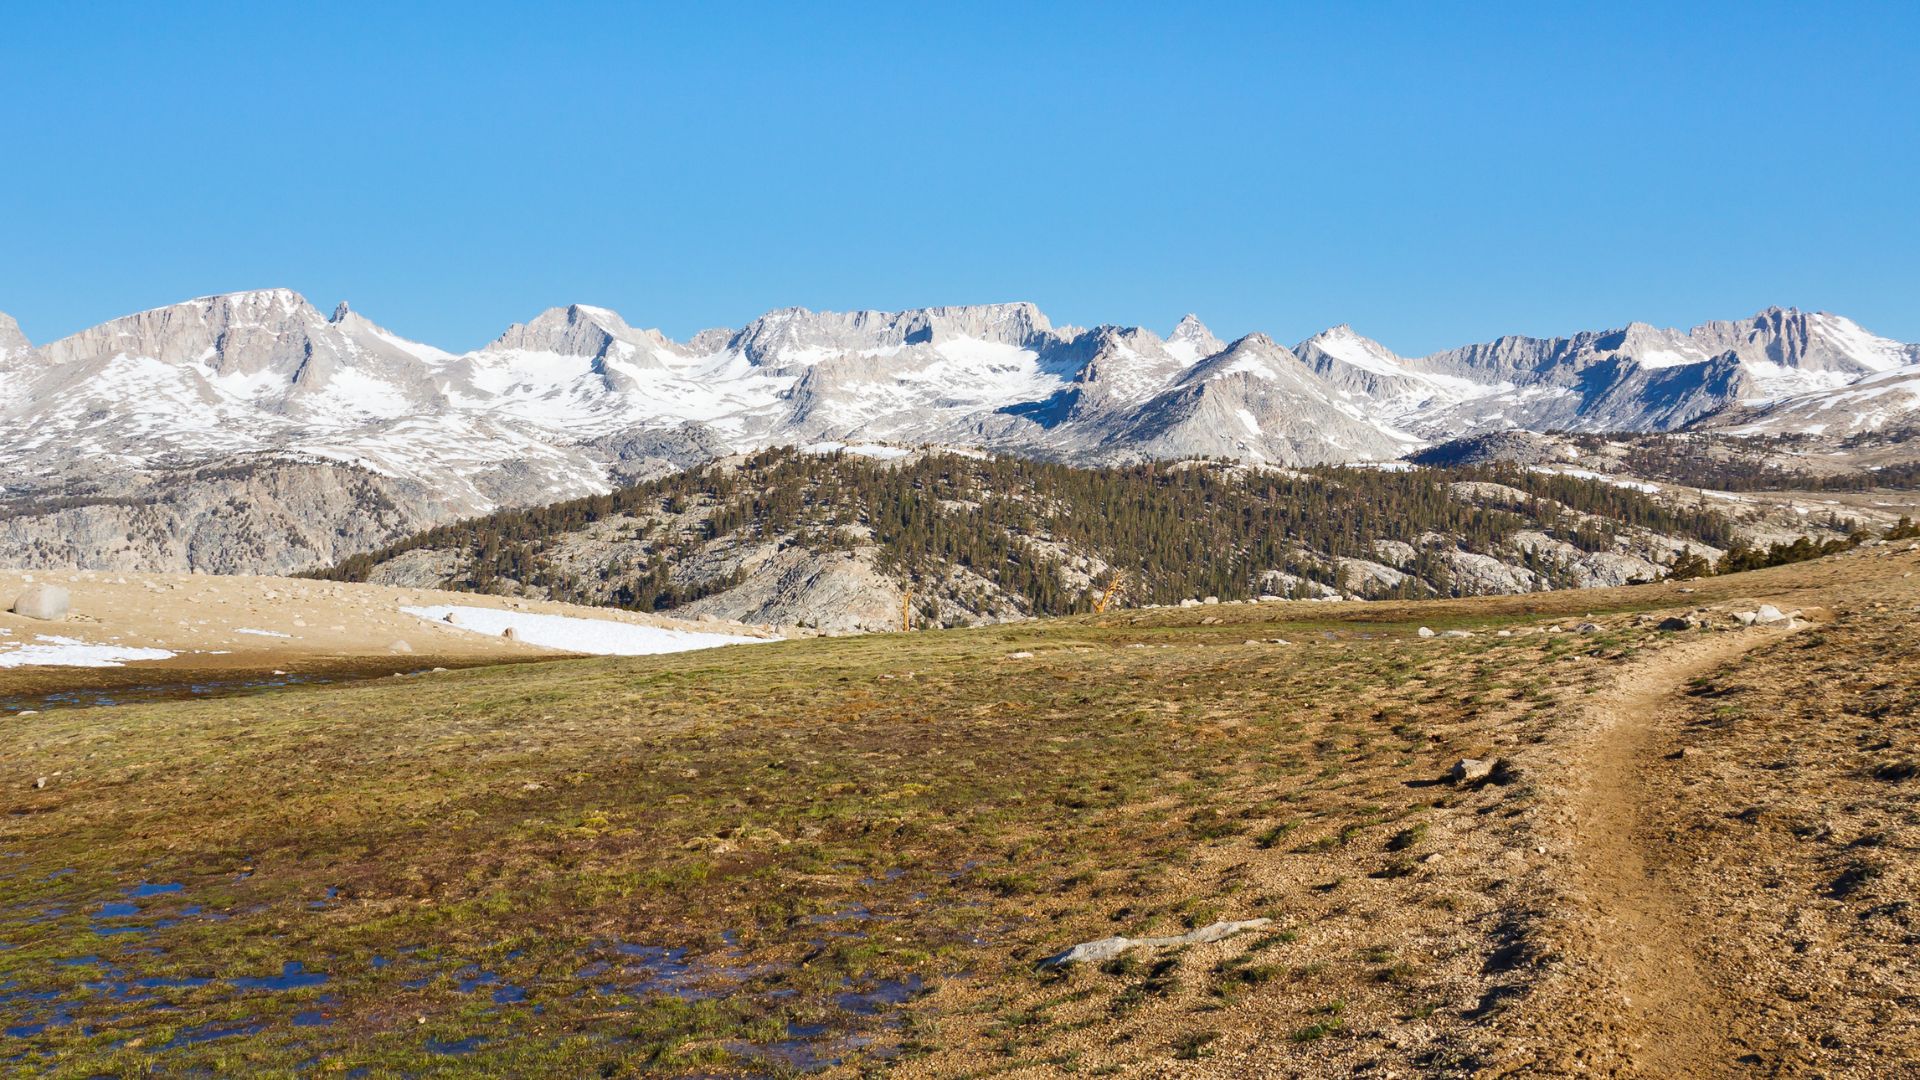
[1417,626,1436,638]
[10,584,70,621]
[1655,616,1694,632]
[1754,604,1787,625]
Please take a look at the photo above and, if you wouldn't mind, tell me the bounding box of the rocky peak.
[0,312,29,357]
[490,304,638,358]
[1166,314,1225,360]
[1297,324,1405,374]
[33,289,332,373]
[731,302,1056,366]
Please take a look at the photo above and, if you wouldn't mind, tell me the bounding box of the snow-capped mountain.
[0,290,1914,573]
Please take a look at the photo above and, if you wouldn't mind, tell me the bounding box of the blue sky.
[3,1,1915,354]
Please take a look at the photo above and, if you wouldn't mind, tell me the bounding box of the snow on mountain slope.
[1720,365,1920,436]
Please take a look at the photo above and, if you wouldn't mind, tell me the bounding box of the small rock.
[1006,651,1034,659]
[1574,622,1602,634]
[1442,629,1472,639]
[1495,629,1512,637]
[1655,616,1694,632]
[33,777,48,790]
[10,584,70,621]
[1202,596,1219,605]
[1448,758,1497,785]
[1754,604,1787,625]
[1417,626,1436,638]
[1038,918,1271,969]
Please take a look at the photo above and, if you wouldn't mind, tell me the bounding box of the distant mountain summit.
[1,291,1914,573]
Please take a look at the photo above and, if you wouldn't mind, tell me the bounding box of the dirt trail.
[1565,628,1792,1076]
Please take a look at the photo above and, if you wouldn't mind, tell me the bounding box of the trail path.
[1563,628,1793,1077]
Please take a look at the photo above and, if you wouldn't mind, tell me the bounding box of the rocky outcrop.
[0,460,446,575]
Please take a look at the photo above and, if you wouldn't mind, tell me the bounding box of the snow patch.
[403,605,768,656]
[0,635,177,668]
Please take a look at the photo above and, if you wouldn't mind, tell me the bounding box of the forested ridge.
[308,449,1750,617]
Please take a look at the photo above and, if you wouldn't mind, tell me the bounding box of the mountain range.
[1,289,1916,573]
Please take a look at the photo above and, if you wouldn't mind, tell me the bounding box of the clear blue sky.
[3,1,1916,355]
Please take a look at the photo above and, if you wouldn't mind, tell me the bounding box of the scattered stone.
[1754,604,1788,625]
[1006,651,1034,659]
[1495,629,1512,637]
[1574,622,1602,633]
[10,584,71,621]
[1202,596,1219,605]
[1039,918,1272,969]
[387,639,413,654]
[1179,599,1200,608]
[1733,610,1759,626]
[1442,629,1472,638]
[1655,616,1694,632]
[1448,758,1498,785]
[1417,626,1436,638]
[1200,616,1222,625]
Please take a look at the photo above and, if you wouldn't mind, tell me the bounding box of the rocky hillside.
[307,448,1762,632]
